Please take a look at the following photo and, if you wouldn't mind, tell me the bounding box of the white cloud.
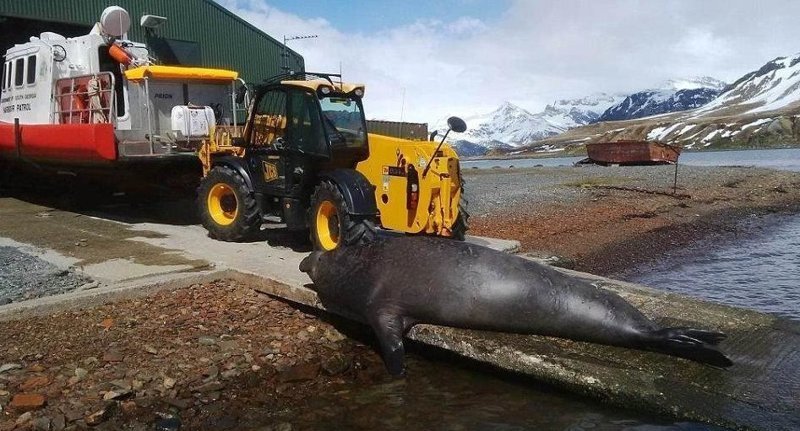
[219,0,800,123]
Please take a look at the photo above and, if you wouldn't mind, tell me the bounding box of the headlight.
[320,86,332,95]
[353,88,364,97]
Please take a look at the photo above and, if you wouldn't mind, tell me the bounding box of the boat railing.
[54,73,115,125]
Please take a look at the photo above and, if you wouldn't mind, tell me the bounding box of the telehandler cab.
[196,72,468,250]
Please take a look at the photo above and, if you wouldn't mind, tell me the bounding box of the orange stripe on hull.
[0,122,116,163]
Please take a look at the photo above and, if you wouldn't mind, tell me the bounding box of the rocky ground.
[0,280,387,430]
[465,164,800,277]
[0,247,91,305]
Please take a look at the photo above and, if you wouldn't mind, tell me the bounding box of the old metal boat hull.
[585,141,681,165]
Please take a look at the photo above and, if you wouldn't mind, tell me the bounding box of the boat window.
[14,58,24,87]
[1,62,6,92]
[26,55,36,85]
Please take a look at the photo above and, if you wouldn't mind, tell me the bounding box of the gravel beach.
[0,280,387,430]
[465,164,800,277]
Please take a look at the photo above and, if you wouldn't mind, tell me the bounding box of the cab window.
[14,58,24,87]
[251,89,287,146]
[26,55,36,85]
[4,61,11,90]
[287,89,328,156]
[1,62,7,92]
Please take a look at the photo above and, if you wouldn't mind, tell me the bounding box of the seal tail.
[644,327,733,368]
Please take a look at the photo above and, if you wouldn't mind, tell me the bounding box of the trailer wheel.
[198,165,261,241]
[310,180,376,251]
[451,173,470,241]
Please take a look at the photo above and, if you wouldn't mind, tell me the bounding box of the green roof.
[0,0,305,84]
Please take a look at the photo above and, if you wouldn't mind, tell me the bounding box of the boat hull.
[0,122,117,164]
[585,141,681,165]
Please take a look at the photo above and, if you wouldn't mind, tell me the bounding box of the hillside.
[441,95,622,155]
[596,77,726,122]
[514,53,800,155]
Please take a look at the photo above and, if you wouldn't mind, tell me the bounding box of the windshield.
[319,96,367,148]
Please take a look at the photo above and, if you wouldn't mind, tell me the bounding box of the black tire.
[309,180,377,251]
[197,165,261,241]
[451,173,470,241]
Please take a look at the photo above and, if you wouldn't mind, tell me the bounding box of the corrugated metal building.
[0,0,304,83]
[367,120,429,141]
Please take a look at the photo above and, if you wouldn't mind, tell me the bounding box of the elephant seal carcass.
[299,236,733,375]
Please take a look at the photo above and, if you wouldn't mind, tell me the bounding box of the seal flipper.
[367,310,408,376]
[644,327,733,368]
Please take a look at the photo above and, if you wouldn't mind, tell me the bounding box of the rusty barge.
[581,140,681,166]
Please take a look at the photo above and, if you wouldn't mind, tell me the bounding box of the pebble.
[10,393,46,411]
[220,369,240,380]
[120,400,137,415]
[203,366,219,378]
[74,368,88,379]
[32,417,50,431]
[321,353,351,376]
[163,377,176,389]
[198,336,217,346]
[20,376,50,391]
[154,416,182,431]
[51,414,66,431]
[103,351,124,363]
[193,382,225,393]
[0,363,22,374]
[218,340,239,351]
[277,362,320,383]
[85,406,114,426]
[15,411,33,426]
[103,389,132,401]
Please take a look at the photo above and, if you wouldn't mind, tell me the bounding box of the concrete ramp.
[248,268,800,431]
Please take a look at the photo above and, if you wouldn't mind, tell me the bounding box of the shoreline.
[466,164,800,280]
[461,145,800,162]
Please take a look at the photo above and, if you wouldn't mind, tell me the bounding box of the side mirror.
[447,116,467,133]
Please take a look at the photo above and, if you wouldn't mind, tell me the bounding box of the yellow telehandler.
[196,72,468,250]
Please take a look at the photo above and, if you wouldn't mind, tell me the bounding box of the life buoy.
[109,43,132,65]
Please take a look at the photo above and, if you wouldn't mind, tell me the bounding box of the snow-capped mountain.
[694,54,800,116]
[542,94,623,128]
[596,77,726,122]
[439,94,622,155]
[516,54,800,153]
[457,102,564,148]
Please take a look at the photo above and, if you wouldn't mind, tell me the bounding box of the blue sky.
[227,0,509,33]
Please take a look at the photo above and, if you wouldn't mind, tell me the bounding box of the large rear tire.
[310,180,377,251]
[197,165,261,241]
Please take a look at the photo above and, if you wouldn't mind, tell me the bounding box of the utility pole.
[282,34,318,73]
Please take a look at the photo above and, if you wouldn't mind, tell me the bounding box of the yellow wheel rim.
[207,183,238,226]
[315,200,340,251]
